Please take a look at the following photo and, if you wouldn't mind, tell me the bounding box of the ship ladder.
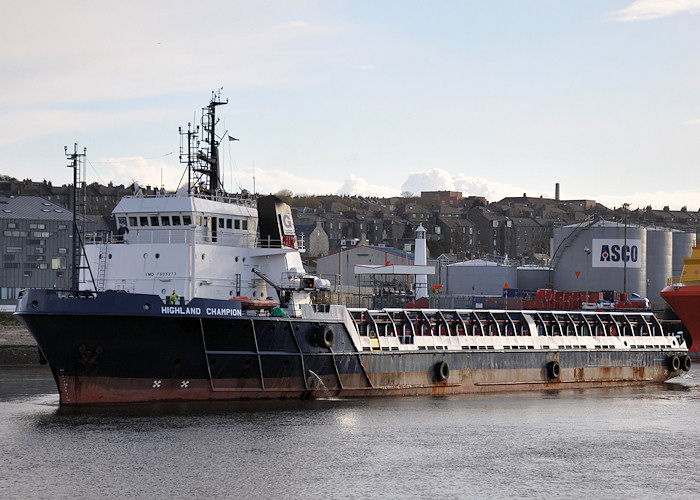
[96,240,109,291]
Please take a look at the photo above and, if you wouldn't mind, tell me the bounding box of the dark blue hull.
[15,289,688,404]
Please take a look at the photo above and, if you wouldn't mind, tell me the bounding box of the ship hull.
[16,289,687,405]
[661,284,700,357]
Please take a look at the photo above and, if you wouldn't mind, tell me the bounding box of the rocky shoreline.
[0,326,41,365]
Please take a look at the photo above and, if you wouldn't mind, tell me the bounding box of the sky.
[1,0,700,210]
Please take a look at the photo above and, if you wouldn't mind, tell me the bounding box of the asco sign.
[592,239,642,268]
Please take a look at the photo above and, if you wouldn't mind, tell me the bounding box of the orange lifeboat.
[229,296,279,310]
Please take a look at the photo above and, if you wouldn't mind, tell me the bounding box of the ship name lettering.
[161,306,202,315]
[206,307,243,317]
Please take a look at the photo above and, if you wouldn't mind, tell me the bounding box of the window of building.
[35,247,44,254]
[23,270,32,277]
[39,263,47,269]
[3,255,14,261]
[56,271,64,278]
[6,247,22,253]
[58,224,67,230]
[3,263,19,269]
[7,223,16,229]
[51,256,67,270]
[58,248,67,254]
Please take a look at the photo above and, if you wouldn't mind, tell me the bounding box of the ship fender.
[435,361,450,382]
[668,355,681,372]
[546,360,560,380]
[313,325,334,349]
[681,354,692,372]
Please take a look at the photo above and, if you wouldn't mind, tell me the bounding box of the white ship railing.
[122,190,256,207]
[85,230,305,250]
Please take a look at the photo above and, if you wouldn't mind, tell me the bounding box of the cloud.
[401,168,522,203]
[0,108,179,147]
[594,190,700,211]
[92,156,183,190]
[231,167,341,196]
[607,0,700,22]
[337,175,400,197]
[0,1,336,107]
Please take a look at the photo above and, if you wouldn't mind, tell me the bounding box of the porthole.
[155,253,160,259]
[242,257,245,262]
[201,254,205,260]
[143,253,148,259]
[143,303,151,311]
[108,254,112,259]
[161,288,167,294]
[235,256,239,262]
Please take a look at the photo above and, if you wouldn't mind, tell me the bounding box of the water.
[1,366,700,500]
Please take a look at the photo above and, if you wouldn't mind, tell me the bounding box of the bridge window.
[235,219,241,230]
[150,216,159,226]
[183,216,192,225]
[161,216,170,226]
[172,216,181,226]
[139,216,148,226]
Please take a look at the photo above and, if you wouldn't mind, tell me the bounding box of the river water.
[1,366,699,499]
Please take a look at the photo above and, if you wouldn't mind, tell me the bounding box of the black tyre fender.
[314,325,334,348]
[435,361,449,381]
[669,354,681,372]
[546,360,560,380]
[681,354,692,372]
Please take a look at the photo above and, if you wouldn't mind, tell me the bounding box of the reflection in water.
[1,367,700,499]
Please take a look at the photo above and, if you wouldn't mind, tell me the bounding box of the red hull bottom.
[53,367,681,405]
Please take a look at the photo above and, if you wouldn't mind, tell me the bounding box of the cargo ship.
[661,245,700,358]
[15,93,691,405]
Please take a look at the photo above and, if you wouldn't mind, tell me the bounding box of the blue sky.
[1,0,700,209]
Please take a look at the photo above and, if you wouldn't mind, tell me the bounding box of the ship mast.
[179,90,228,196]
[65,143,86,292]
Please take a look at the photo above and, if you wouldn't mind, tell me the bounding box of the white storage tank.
[672,231,696,278]
[552,221,646,296]
[446,260,517,296]
[645,227,672,301]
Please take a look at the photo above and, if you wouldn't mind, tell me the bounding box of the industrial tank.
[672,231,696,278]
[645,227,672,301]
[446,260,517,296]
[552,221,646,296]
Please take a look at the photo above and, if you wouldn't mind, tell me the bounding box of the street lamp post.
[623,203,629,294]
